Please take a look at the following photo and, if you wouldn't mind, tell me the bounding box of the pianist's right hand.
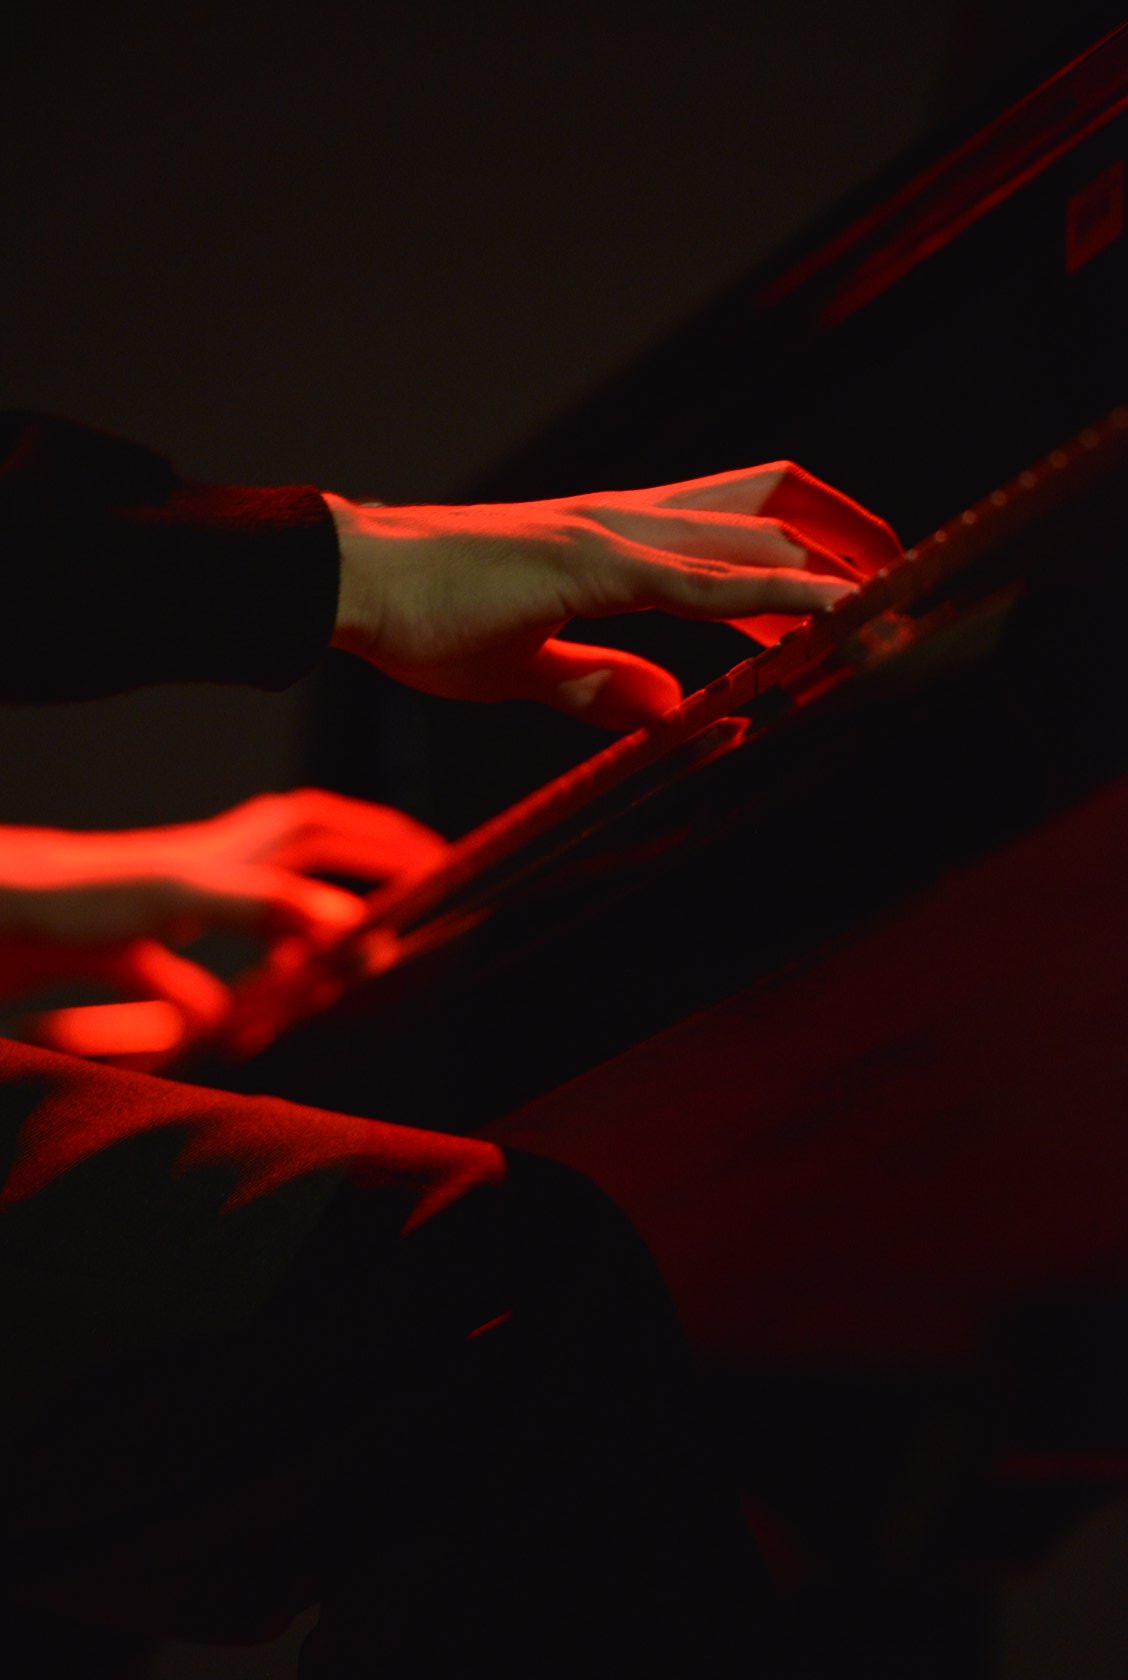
[323,462,900,731]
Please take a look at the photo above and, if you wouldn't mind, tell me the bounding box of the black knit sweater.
[0,413,341,701]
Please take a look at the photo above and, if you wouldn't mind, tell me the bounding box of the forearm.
[0,413,341,702]
[0,823,144,943]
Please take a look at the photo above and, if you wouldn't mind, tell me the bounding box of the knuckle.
[282,788,328,834]
[766,459,817,494]
[236,790,286,831]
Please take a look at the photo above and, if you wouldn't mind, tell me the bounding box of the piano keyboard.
[313,410,1128,912]
[25,405,1128,1067]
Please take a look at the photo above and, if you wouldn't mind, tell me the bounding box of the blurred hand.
[326,462,900,731]
[0,790,448,1035]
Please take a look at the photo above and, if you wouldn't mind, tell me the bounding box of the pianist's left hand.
[324,461,901,731]
[0,790,449,1029]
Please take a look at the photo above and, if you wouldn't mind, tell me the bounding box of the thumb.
[100,939,232,1033]
[521,638,682,731]
[30,940,231,1060]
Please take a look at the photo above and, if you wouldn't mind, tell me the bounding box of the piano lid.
[405,17,1128,840]
[470,19,1128,530]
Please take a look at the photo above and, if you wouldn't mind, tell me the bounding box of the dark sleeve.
[0,412,342,702]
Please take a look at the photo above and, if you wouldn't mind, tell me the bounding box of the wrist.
[0,825,81,891]
[323,492,382,657]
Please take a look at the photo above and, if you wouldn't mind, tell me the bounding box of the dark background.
[3,8,1127,1676]
[0,0,1077,835]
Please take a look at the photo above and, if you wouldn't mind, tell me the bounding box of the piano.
[24,16,1128,1645]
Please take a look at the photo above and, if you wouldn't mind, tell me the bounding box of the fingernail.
[813,582,861,614]
[557,669,614,712]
